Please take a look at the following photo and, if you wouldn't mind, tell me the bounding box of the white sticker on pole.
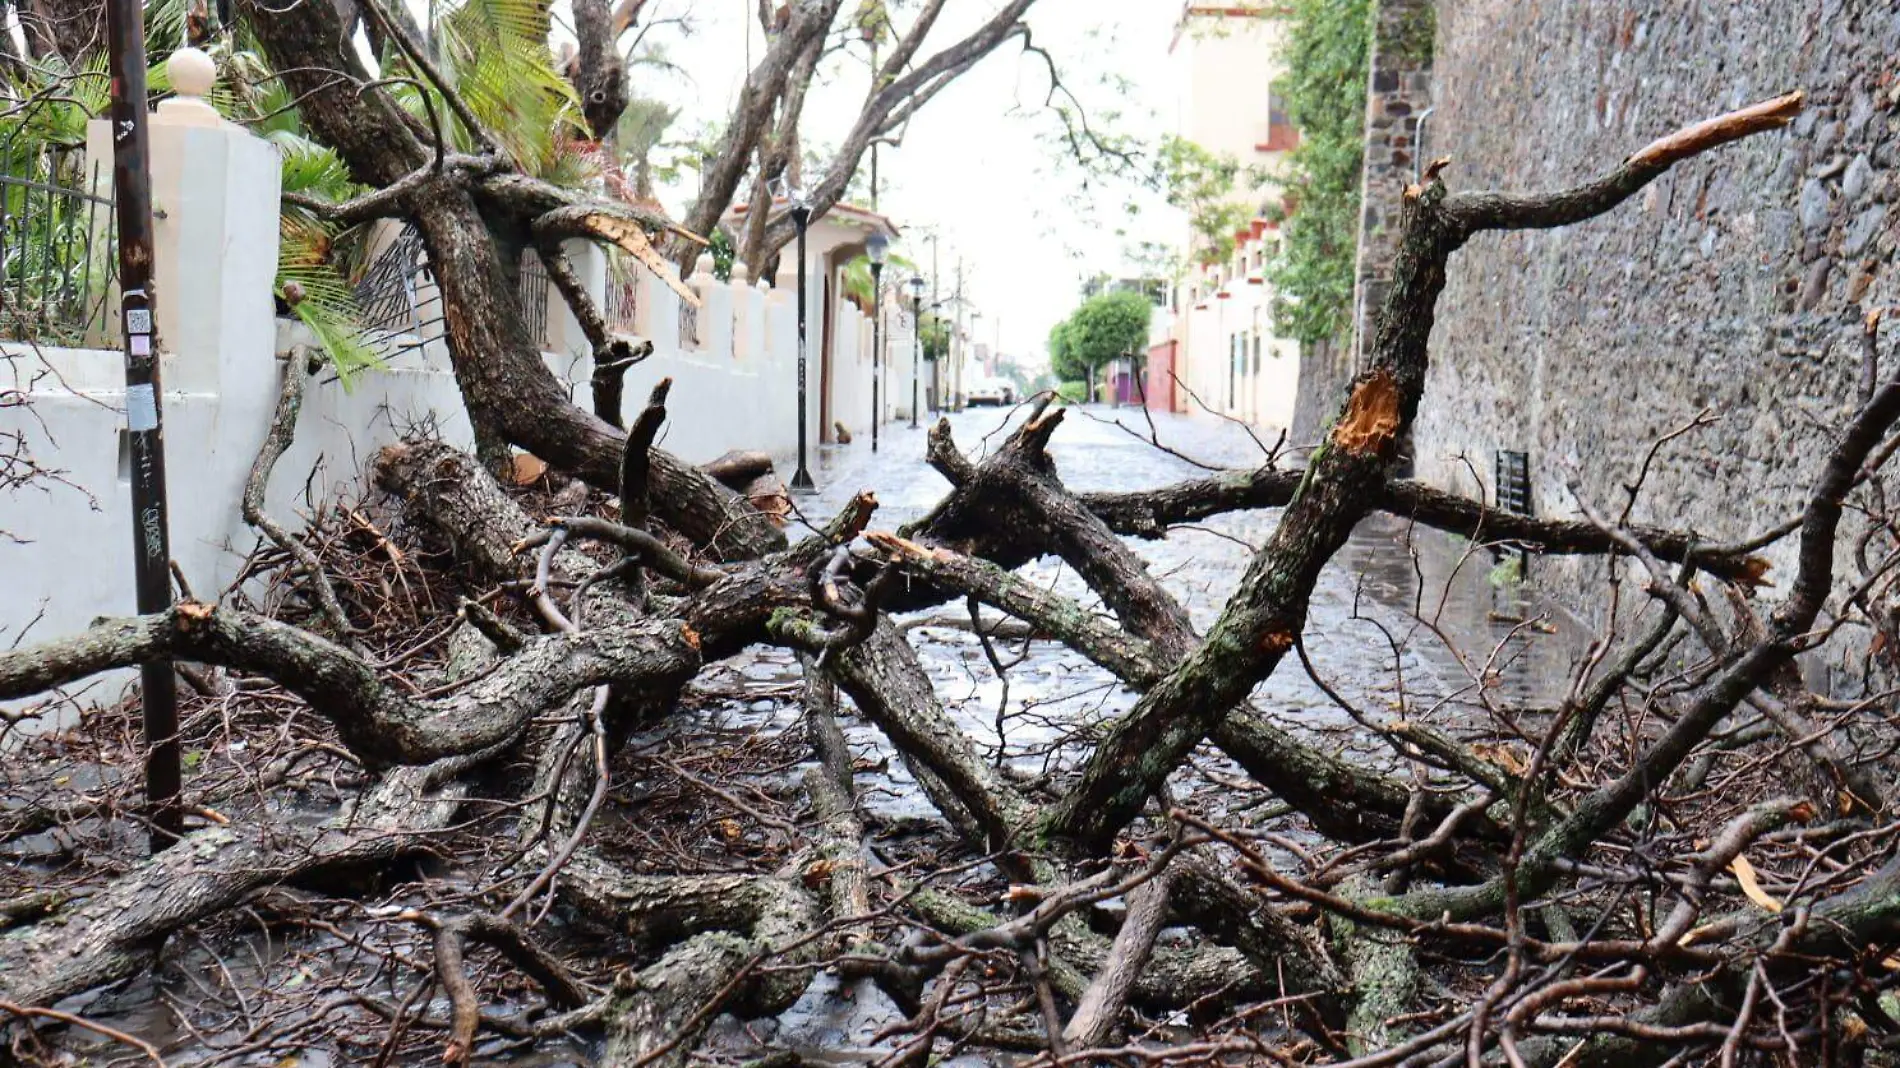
[130,334,151,356]
[126,309,152,334]
[126,384,158,431]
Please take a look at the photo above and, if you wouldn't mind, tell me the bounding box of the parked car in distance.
[966,376,1016,407]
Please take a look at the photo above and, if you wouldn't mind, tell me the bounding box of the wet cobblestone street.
[700,402,1581,835]
[671,403,1586,1060]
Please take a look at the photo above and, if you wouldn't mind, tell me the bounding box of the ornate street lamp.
[908,275,926,429]
[867,232,888,453]
[778,180,816,492]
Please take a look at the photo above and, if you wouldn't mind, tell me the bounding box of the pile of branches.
[7,90,1900,1068]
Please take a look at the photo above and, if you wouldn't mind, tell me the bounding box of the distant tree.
[1048,318,1084,384]
[1050,290,1151,397]
[920,314,952,363]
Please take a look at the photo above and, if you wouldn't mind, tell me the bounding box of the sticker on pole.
[126,309,152,334]
[130,334,151,356]
[126,384,158,431]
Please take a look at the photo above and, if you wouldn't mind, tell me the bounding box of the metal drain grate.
[1494,449,1532,576]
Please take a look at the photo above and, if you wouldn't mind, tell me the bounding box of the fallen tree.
[8,88,1900,1068]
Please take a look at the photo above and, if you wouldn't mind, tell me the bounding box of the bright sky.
[628,0,1187,366]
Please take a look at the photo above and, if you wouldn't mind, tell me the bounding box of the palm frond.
[434,0,554,55]
[840,251,918,306]
[279,214,381,382]
[272,131,359,201]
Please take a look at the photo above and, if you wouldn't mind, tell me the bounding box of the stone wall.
[1410,1,1899,648]
[1291,336,1349,445]
[1350,0,1437,371]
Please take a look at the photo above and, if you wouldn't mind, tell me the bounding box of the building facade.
[1161,3,1306,431]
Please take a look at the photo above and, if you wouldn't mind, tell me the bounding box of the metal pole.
[106,0,181,852]
[870,261,882,452]
[928,237,938,416]
[790,203,814,491]
[869,39,879,212]
[910,292,921,429]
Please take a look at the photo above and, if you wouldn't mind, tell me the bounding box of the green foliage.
[1049,290,1151,383]
[614,97,681,195]
[1155,135,1250,267]
[709,230,735,282]
[853,0,893,47]
[386,0,590,182]
[919,314,950,363]
[1486,556,1524,589]
[267,129,381,381]
[839,251,918,307]
[1054,380,1089,404]
[1047,319,1076,381]
[1266,0,1371,346]
[0,58,143,341]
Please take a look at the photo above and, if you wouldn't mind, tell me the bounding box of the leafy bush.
[1049,290,1151,384]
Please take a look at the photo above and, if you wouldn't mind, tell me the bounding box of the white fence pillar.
[86,73,280,399]
[545,238,606,359]
[10,64,282,695]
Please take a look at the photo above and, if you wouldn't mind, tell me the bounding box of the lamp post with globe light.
[776,179,816,492]
[867,232,888,452]
[908,275,926,429]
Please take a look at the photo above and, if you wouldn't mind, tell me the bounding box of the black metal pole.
[106,0,181,852]
[790,204,814,491]
[910,293,921,429]
[870,261,882,453]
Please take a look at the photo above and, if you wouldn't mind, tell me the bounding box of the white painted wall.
[1179,224,1300,433]
[1167,8,1302,435]
[1170,10,1292,202]
[1,95,892,702]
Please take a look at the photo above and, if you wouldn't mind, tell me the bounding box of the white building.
[1162,3,1303,431]
[722,199,907,443]
[1,66,912,686]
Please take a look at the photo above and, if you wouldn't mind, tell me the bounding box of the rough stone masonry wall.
[1411,1,1899,651]
[1295,0,1436,450]
[1350,0,1437,372]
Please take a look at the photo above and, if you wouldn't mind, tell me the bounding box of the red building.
[1146,339,1181,413]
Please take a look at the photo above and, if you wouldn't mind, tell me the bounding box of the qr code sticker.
[127,309,152,333]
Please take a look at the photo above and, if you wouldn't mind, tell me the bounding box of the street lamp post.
[787,187,815,492]
[908,275,925,429]
[107,1,181,853]
[867,232,888,452]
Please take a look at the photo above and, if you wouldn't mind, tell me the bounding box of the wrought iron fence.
[517,248,550,348]
[1494,448,1532,574]
[353,226,436,340]
[0,137,117,343]
[1494,449,1531,516]
[605,274,639,334]
[354,230,553,350]
[678,300,699,348]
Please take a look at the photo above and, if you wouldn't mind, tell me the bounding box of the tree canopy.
[1049,289,1152,383]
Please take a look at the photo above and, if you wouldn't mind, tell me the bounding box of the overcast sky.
[627,0,1187,365]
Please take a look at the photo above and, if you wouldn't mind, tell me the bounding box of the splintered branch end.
[1446,91,1804,236]
[865,529,930,560]
[1625,90,1804,171]
[1329,370,1403,458]
[1017,405,1066,455]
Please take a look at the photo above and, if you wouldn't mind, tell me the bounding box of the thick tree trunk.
[239,0,786,560]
